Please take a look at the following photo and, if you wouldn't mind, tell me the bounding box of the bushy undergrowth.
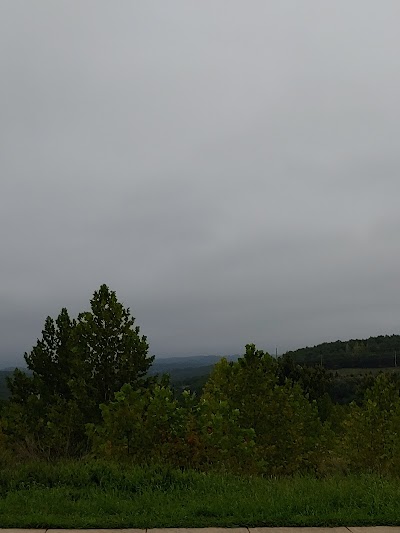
[0,460,199,494]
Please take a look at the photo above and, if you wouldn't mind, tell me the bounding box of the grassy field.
[0,461,399,527]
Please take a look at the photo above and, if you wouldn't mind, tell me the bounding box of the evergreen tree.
[5,284,153,456]
[202,344,325,475]
[8,307,76,404]
[74,284,154,415]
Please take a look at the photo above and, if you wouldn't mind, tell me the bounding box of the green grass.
[0,461,399,527]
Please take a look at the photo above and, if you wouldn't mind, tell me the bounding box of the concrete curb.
[0,526,400,533]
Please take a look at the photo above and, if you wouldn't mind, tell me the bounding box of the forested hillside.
[286,334,400,368]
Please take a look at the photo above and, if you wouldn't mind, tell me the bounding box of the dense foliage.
[3,285,153,457]
[2,285,400,476]
[286,335,400,368]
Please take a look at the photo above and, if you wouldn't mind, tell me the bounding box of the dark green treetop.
[74,284,154,408]
[6,285,154,455]
[8,307,76,403]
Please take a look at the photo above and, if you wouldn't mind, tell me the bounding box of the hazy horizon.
[3,327,399,370]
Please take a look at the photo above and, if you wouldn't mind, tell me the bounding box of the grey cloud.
[1,1,400,364]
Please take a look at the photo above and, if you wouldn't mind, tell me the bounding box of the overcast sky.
[1,1,400,366]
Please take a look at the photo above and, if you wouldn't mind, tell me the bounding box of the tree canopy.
[6,284,154,456]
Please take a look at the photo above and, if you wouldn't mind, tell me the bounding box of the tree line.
[286,335,400,368]
[1,284,400,476]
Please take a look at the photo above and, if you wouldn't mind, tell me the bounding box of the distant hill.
[149,355,239,392]
[149,354,238,375]
[285,334,400,369]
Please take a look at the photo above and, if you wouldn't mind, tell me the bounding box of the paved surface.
[0,526,400,533]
